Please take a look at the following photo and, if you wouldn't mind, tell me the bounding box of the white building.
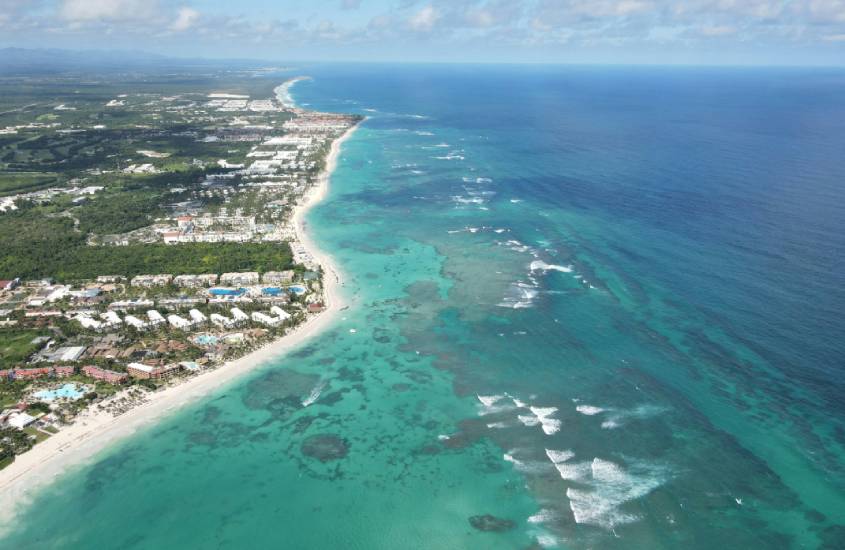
[7,412,36,429]
[270,306,292,321]
[76,315,103,330]
[100,311,123,327]
[220,272,260,286]
[167,314,191,330]
[251,311,281,327]
[147,310,166,327]
[210,313,233,328]
[125,315,148,330]
[230,308,249,323]
[263,271,295,284]
[188,309,207,325]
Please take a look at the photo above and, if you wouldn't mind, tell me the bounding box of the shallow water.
[3,65,845,549]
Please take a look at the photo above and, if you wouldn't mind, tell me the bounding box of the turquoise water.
[33,384,84,402]
[2,65,845,548]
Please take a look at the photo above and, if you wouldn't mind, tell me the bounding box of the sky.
[1,0,844,65]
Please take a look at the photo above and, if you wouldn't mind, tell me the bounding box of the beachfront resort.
[0,73,359,468]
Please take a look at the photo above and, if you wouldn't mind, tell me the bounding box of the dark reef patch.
[301,434,349,462]
[468,514,516,532]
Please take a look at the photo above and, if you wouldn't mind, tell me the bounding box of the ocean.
[2,64,844,549]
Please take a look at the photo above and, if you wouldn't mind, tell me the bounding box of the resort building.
[210,313,233,328]
[126,363,181,380]
[271,306,292,321]
[42,346,86,363]
[251,311,280,327]
[220,272,260,286]
[167,314,192,330]
[230,307,249,324]
[76,315,103,330]
[147,310,166,327]
[125,315,148,330]
[174,274,218,287]
[188,309,207,325]
[100,311,123,327]
[82,365,128,384]
[262,271,295,284]
[130,274,173,287]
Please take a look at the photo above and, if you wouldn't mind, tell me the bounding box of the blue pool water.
[286,285,306,295]
[33,383,84,402]
[262,287,283,296]
[209,288,245,296]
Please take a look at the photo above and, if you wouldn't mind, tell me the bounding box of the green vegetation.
[0,380,29,408]
[23,426,50,444]
[0,427,33,467]
[0,203,292,280]
[0,172,59,196]
[0,330,46,370]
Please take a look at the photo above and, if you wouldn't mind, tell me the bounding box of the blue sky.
[2,0,844,65]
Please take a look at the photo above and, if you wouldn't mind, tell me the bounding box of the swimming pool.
[195,334,218,346]
[287,285,307,295]
[209,288,246,297]
[33,383,85,402]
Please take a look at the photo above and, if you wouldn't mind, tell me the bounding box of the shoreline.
[0,115,360,526]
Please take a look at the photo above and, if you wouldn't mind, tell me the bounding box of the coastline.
[0,119,360,525]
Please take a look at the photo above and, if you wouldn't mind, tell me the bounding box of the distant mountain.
[0,48,270,74]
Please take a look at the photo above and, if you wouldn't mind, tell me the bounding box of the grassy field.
[0,329,46,369]
[0,172,59,196]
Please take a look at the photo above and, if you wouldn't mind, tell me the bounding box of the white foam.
[511,397,528,408]
[576,405,605,416]
[565,458,669,529]
[545,449,576,464]
[503,453,520,465]
[535,534,559,548]
[530,260,574,273]
[301,380,326,407]
[497,281,539,309]
[477,394,506,408]
[415,130,434,136]
[600,404,667,429]
[437,434,450,441]
[520,406,561,435]
[477,394,514,416]
[528,508,556,524]
[486,421,508,429]
[556,460,591,481]
[518,414,540,427]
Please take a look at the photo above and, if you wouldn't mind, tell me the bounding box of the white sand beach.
[0,122,360,521]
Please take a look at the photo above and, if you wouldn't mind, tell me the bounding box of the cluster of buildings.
[0,185,104,213]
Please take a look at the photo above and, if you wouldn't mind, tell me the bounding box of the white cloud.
[801,0,845,23]
[59,0,159,22]
[171,7,199,32]
[409,5,440,32]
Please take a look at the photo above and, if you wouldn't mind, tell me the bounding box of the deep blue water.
[295,64,845,547]
[2,65,844,549]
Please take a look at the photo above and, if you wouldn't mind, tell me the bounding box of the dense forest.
[0,207,293,281]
